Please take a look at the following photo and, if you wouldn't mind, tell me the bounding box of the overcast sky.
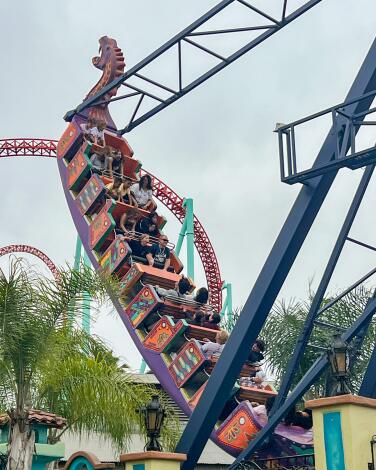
[1,1,376,369]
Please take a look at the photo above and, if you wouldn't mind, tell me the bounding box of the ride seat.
[235,385,277,405]
[120,264,180,295]
[204,356,258,378]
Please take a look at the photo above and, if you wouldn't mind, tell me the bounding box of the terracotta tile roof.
[0,410,66,429]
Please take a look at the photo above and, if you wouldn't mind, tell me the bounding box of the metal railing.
[237,453,315,469]
[276,90,376,184]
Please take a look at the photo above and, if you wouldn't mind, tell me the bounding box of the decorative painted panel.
[99,238,131,274]
[89,199,115,251]
[124,285,161,328]
[67,143,92,191]
[168,339,206,388]
[323,411,345,470]
[216,401,261,452]
[119,265,142,294]
[75,174,105,215]
[57,122,80,160]
[143,316,187,353]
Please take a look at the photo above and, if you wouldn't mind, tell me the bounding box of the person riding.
[130,175,155,210]
[106,176,124,202]
[202,312,221,330]
[155,276,192,300]
[201,330,229,358]
[90,146,109,174]
[247,339,265,364]
[121,177,137,206]
[108,148,123,178]
[129,234,150,260]
[117,209,138,237]
[81,117,97,143]
[146,235,170,270]
[136,212,160,238]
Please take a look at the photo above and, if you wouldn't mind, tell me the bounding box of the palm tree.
[0,258,179,470]
[261,285,376,398]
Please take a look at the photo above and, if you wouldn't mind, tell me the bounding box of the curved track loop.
[0,244,60,281]
[0,138,222,311]
[0,139,57,158]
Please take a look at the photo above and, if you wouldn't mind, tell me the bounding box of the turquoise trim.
[133,464,145,470]
[175,198,195,281]
[323,411,346,470]
[67,456,94,470]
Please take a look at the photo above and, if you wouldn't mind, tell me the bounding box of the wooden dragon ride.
[57,37,313,460]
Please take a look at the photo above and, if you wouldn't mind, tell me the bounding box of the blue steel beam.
[176,38,376,470]
[229,292,376,469]
[359,341,376,398]
[64,0,322,133]
[269,164,375,416]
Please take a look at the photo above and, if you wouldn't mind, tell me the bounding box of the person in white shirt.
[155,276,192,300]
[130,175,155,210]
[201,330,229,358]
[96,120,106,146]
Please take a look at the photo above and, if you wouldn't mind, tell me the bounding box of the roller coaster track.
[0,244,60,281]
[0,138,223,311]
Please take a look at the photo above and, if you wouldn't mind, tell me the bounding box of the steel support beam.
[65,0,322,133]
[176,38,376,470]
[270,164,374,415]
[228,292,376,468]
[359,344,376,398]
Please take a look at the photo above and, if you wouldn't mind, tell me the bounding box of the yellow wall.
[309,397,376,470]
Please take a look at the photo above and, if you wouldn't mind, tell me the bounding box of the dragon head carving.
[83,36,125,130]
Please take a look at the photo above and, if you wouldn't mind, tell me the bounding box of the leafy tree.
[0,259,179,470]
[261,285,376,398]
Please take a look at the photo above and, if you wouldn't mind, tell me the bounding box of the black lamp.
[138,395,165,452]
[328,334,350,396]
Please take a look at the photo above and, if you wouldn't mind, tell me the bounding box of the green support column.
[73,235,91,334]
[175,198,195,281]
[139,359,147,374]
[74,237,82,270]
[184,199,195,281]
[82,250,91,334]
[175,219,187,257]
[220,282,233,324]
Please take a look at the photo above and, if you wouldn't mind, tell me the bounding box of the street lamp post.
[327,333,351,396]
[138,395,166,452]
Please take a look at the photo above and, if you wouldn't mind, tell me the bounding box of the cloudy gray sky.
[1,1,376,369]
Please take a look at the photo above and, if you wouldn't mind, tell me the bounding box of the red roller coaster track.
[0,138,223,310]
[0,244,60,281]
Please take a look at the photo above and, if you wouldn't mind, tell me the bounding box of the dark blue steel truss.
[64,0,322,134]
[277,90,376,184]
[269,163,375,416]
[176,37,376,470]
[360,340,376,398]
[227,292,376,469]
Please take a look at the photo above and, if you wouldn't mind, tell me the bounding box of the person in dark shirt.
[129,234,150,260]
[136,212,160,238]
[146,236,170,270]
[202,312,221,330]
[186,310,204,326]
[247,339,265,364]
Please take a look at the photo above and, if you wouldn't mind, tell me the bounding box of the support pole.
[184,199,195,281]
[175,219,187,256]
[82,249,91,334]
[176,38,376,470]
[220,283,233,324]
[175,198,195,281]
[72,235,92,334]
[270,164,374,416]
[74,236,82,271]
[139,360,147,374]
